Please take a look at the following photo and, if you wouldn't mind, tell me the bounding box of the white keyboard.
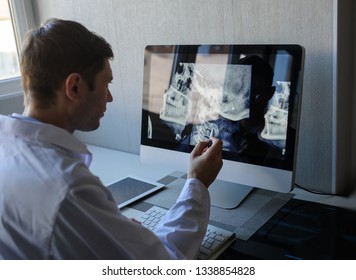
[137,206,236,260]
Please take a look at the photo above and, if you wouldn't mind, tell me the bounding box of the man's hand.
[188,137,223,188]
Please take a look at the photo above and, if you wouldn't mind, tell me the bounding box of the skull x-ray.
[190,63,251,146]
[220,64,251,121]
[159,62,252,145]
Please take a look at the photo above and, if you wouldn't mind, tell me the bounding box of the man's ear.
[65,73,82,101]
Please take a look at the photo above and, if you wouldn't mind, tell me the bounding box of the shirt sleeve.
[49,176,210,260]
[154,178,210,259]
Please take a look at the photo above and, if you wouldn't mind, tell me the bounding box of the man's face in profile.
[75,59,113,132]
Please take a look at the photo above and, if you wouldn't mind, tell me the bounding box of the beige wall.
[19,0,354,193]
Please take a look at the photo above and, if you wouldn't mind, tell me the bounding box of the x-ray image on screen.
[155,58,290,164]
[160,63,252,147]
[142,45,303,170]
[159,63,194,127]
[261,81,290,142]
[220,64,251,121]
[158,62,252,144]
[150,57,289,162]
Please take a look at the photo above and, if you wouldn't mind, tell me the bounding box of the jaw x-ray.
[159,63,194,141]
[261,81,290,141]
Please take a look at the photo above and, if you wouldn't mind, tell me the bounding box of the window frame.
[0,0,35,100]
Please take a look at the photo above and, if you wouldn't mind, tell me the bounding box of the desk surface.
[88,145,356,259]
[88,145,356,211]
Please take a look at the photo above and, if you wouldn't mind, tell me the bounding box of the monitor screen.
[140,45,304,205]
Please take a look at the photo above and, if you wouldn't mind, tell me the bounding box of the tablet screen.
[107,176,165,208]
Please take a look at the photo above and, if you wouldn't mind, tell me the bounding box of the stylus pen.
[209,129,214,138]
[208,129,214,147]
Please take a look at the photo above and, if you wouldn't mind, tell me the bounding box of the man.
[0,18,223,259]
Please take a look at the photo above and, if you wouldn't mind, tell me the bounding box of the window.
[0,0,35,99]
[0,0,19,80]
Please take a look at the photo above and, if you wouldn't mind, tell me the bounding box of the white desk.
[87,144,174,186]
[88,144,356,212]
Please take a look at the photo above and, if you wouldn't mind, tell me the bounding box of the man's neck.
[23,105,74,134]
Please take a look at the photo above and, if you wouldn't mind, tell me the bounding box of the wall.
[24,0,355,193]
[0,94,23,115]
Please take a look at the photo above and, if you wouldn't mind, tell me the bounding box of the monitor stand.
[208,180,254,209]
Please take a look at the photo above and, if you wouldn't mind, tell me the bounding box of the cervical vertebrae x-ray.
[159,62,252,144]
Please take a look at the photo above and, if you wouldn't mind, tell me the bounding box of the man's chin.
[77,121,101,132]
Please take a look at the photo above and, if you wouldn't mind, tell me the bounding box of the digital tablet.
[106,176,165,208]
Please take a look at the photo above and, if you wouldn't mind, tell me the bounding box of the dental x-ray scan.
[142,45,303,171]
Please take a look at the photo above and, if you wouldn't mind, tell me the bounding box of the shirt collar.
[10,113,42,124]
[3,114,92,167]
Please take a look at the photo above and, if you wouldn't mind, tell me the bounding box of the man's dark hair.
[20,18,114,107]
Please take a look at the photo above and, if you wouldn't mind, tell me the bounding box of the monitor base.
[209,180,254,209]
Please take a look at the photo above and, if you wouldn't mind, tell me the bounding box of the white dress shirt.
[0,114,210,259]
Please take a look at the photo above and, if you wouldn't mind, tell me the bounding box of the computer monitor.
[140,44,304,209]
